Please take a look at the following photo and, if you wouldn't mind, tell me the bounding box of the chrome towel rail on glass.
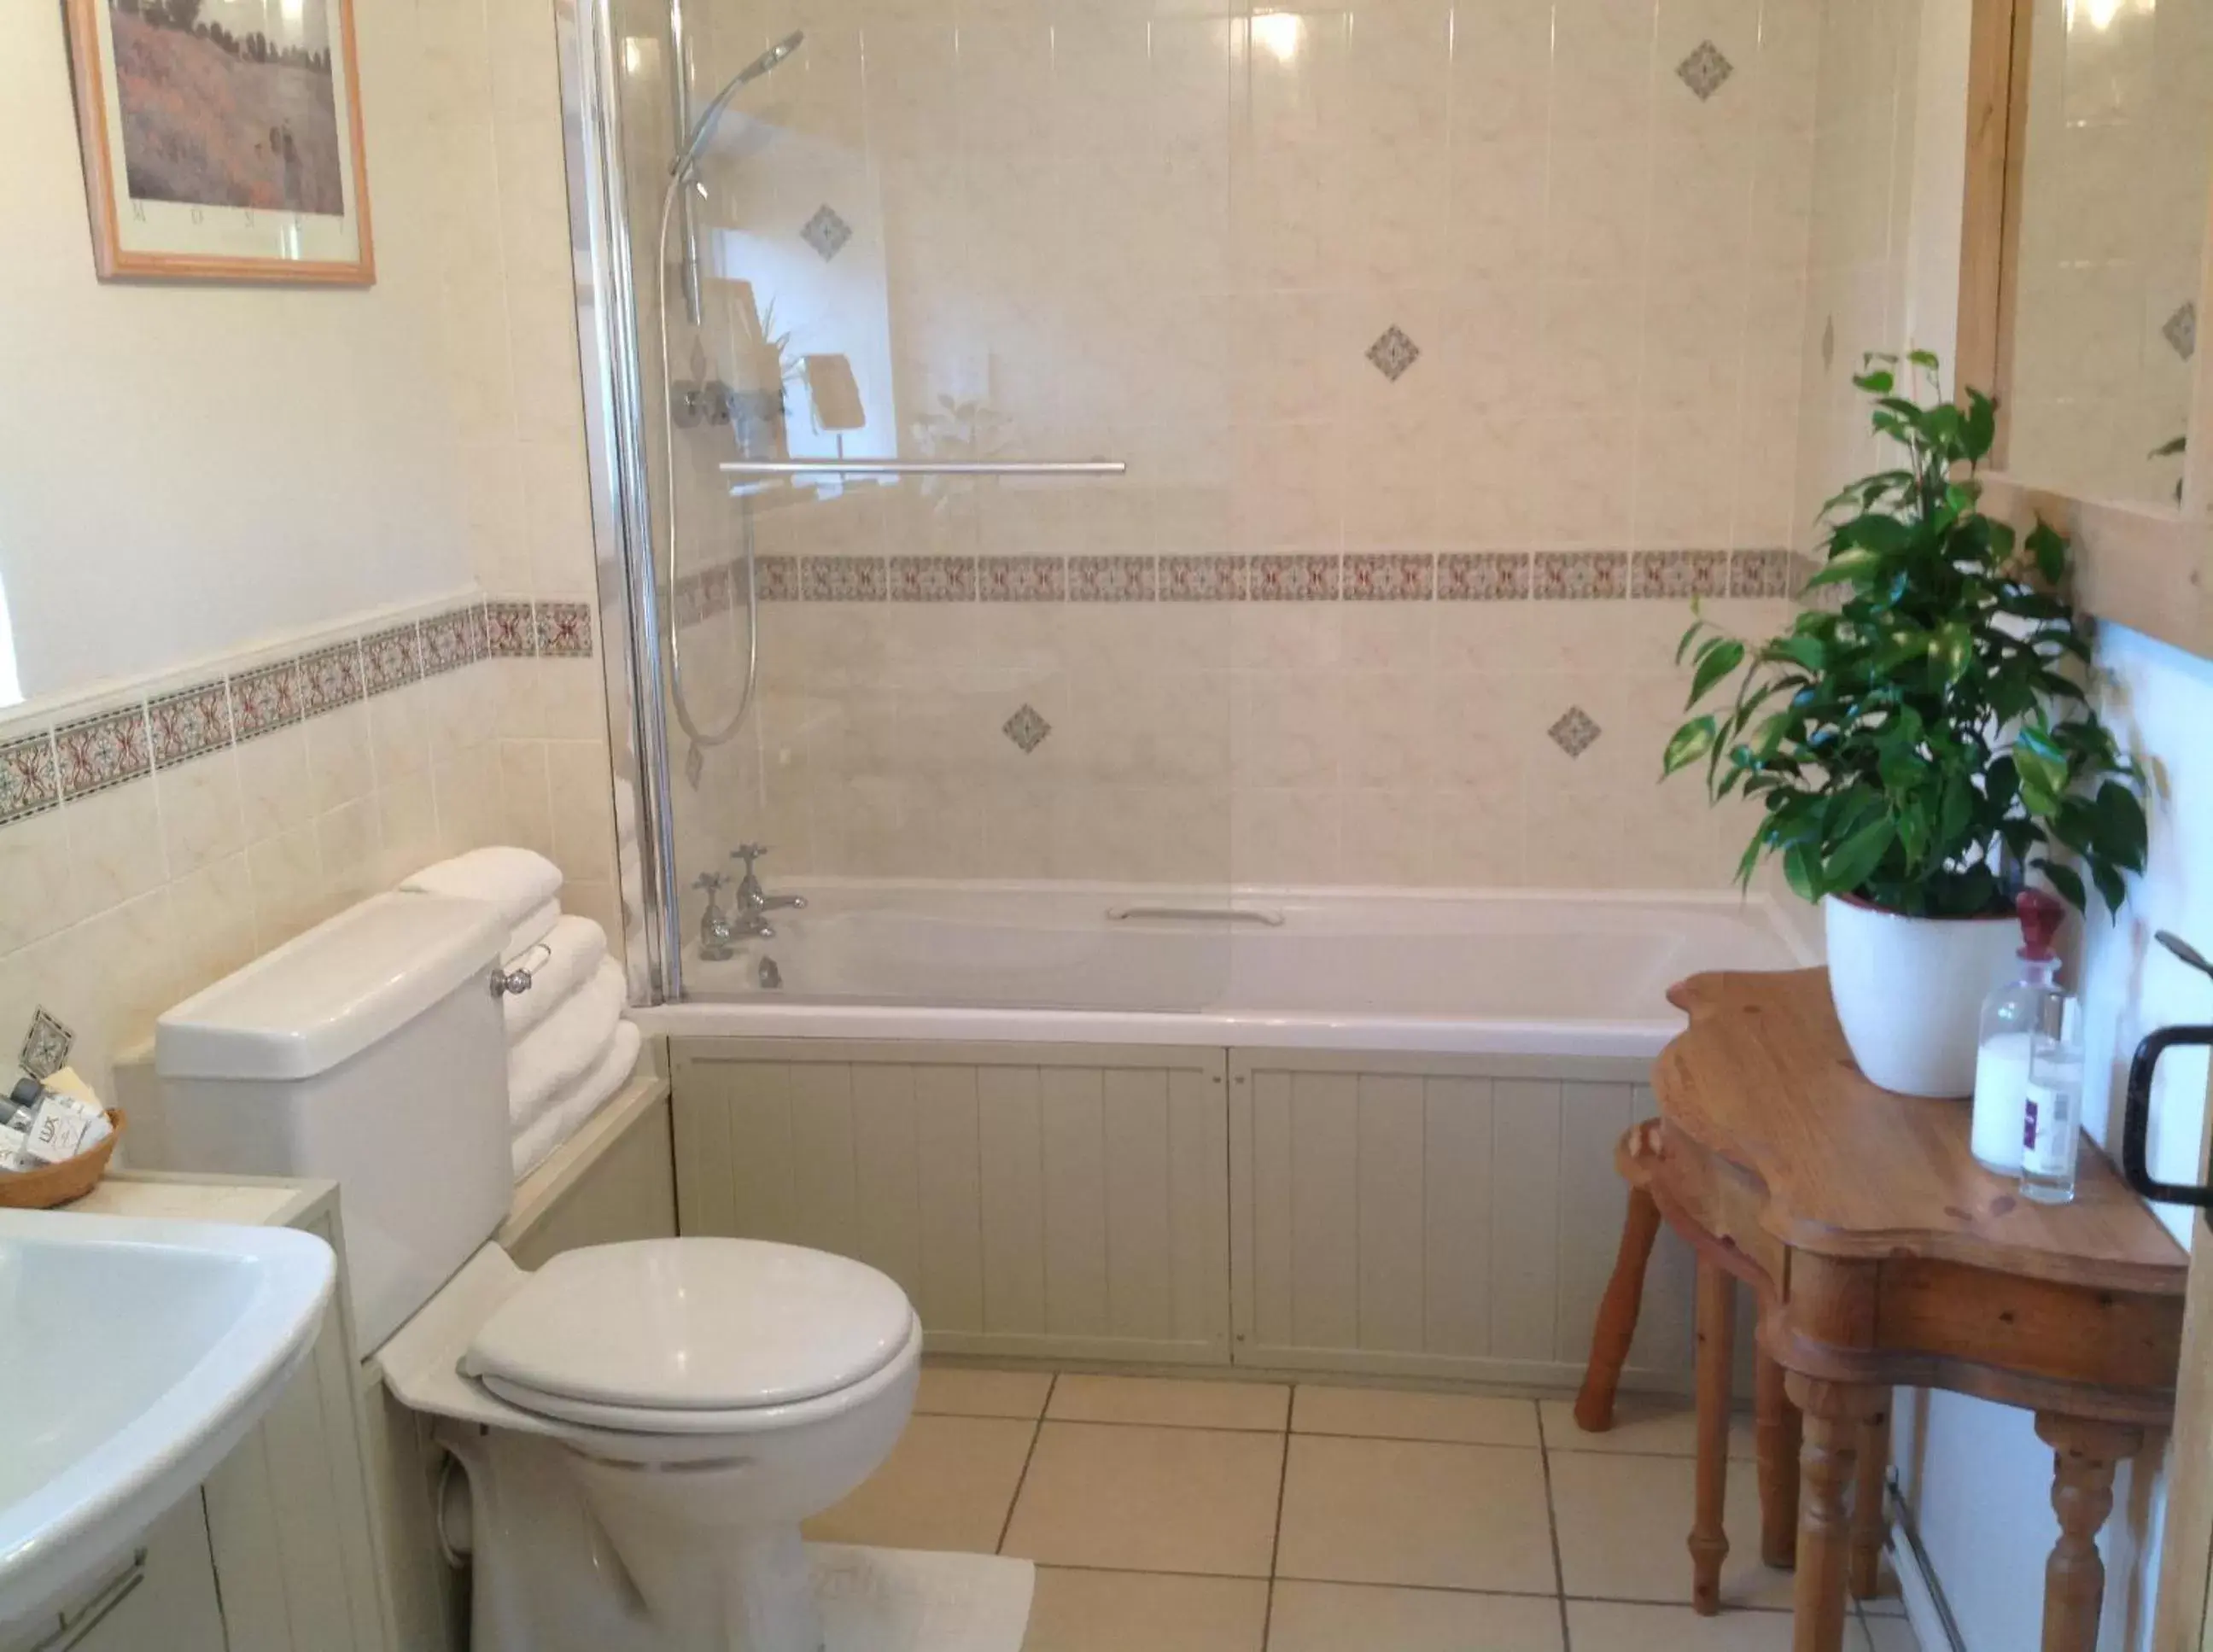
[1106,906,1286,927]
[723,458,1127,481]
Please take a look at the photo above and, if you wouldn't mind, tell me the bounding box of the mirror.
[2003,0,2210,508]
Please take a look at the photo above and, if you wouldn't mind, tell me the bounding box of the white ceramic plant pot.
[1822,895,2020,1098]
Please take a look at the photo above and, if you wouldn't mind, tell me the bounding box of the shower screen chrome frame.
[553,0,1132,1006]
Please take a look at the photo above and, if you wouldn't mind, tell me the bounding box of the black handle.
[2120,1023,2213,1205]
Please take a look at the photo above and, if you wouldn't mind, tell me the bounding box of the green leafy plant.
[1663,353,2148,919]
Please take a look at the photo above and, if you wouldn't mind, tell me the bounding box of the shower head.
[670,31,804,181]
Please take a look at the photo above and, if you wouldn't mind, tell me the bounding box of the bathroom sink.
[0,1207,334,1631]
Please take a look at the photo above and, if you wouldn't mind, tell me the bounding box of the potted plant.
[1665,353,2148,1096]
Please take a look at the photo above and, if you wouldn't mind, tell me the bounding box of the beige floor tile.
[802,1415,1035,1554]
[1550,1452,1792,1608]
[1860,1613,1922,1650]
[1022,1568,1269,1652]
[1274,1436,1556,1595]
[1048,1372,1290,1431]
[1859,1551,1906,1614]
[1539,1394,1756,1460]
[917,1364,1056,1420]
[1565,1602,1798,1651]
[1267,1581,1565,1651]
[1293,1385,1539,1446]
[1001,1422,1284,1577]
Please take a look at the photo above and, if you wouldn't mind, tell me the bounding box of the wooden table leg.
[2033,1414,2144,1652]
[1690,1259,1735,1614]
[1785,1373,1888,1652]
[1574,1180,1662,1432]
[1848,1400,1891,1601]
[1756,1346,1801,1569]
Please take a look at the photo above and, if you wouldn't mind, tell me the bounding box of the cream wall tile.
[306,703,377,815]
[66,780,167,919]
[155,753,248,879]
[248,826,324,951]
[0,811,79,955]
[235,726,316,842]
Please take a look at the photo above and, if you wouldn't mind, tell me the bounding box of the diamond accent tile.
[535,601,594,657]
[55,705,151,799]
[1070,555,1156,602]
[0,732,59,824]
[1438,552,1533,601]
[1163,555,1246,602]
[297,641,365,715]
[982,557,1068,602]
[231,661,303,739]
[1549,706,1603,758]
[361,623,423,694]
[801,204,854,262]
[149,681,233,768]
[485,602,536,657]
[1631,550,1729,600]
[1676,39,1734,100]
[1366,325,1422,382]
[1347,553,1434,600]
[892,557,979,602]
[2163,301,2198,362]
[1003,703,1051,754]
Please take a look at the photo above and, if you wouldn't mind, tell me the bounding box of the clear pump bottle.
[1971,890,2065,1175]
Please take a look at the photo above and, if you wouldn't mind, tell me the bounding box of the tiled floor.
[803,1365,1923,1651]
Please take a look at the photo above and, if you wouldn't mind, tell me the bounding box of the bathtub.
[644,884,1803,1389]
[635,882,1809,1059]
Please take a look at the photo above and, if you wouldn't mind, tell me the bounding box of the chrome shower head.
[671,31,804,181]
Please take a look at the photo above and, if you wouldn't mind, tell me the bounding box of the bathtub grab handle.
[1106,906,1286,927]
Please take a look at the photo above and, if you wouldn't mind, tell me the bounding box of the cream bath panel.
[669,1040,1233,1365]
[1228,1050,1719,1390]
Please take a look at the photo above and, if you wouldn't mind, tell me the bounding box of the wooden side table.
[1575,971,2187,1652]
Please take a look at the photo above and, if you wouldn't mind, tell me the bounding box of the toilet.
[149,891,920,1652]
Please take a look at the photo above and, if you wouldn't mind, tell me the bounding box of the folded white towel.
[505,899,561,964]
[513,1020,641,1182]
[506,958,624,1135]
[403,848,563,933]
[505,915,609,1042]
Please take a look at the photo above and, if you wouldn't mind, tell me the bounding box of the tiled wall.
[2007,0,2210,506]
[651,0,1826,898]
[0,598,610,1100]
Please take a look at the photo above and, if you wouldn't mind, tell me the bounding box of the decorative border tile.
[1533,551,1629,600]
[1347,553,1434,601]
[55,705,151,799]
[1250,554,1340,601]
[1070,556,1156,602]
[421,608,482,675]
[361,623,423,693]
[891,557,978,602]
[1163,555,1246,601]
[0,732,59,824]
[804,556,889,602]
[231,661,304,741]
[149,681,233,769]
[1438,552,1533,600]
[536,602,594,657]
[1631,550,1729,600]
[1728,549,1796,599]
[982,557,1068,602]
[297,641,365,715]
[758,557,802,602]
[485,602,537,657]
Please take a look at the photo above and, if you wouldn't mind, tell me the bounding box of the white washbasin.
[0,1207,334,1631]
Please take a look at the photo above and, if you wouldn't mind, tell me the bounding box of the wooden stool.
[1574,1121,1890,1614]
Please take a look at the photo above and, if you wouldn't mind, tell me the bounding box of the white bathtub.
[634,883,1810,1058]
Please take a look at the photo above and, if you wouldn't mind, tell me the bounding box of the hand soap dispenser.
[1971,888,2065,1175]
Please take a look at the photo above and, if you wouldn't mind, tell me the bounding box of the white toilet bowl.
[382,1236,921,1652]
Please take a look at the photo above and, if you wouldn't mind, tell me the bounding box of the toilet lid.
[459,1239,914,1413]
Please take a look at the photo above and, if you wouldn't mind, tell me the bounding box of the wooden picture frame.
[62,0,375,284]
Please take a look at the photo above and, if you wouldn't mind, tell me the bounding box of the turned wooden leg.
[1756,1346,1801,1569]
[1574,1180,1662,1433]
[1786,1374,1888,1652]
[1689,1259,1736,1614]
[1848,1399,1891,1601]
[2034,1414,2144,1652]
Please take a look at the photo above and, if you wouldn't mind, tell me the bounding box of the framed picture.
[63,0,374,283]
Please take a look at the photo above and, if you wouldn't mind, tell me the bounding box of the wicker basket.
[0,1109,125,1210]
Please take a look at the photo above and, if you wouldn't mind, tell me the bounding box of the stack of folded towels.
[399,847,641,1182]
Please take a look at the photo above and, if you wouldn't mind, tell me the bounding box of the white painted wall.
[0,0,477,703]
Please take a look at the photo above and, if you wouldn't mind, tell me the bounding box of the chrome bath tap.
[731,844,806,938]
[694,871,737,960]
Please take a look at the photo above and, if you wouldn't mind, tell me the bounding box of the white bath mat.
[810,1544,1034,1652]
